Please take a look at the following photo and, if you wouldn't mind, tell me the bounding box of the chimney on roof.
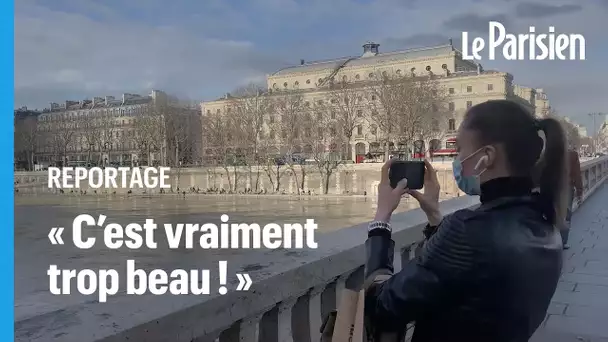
[449,38,453,46]
[300,59,305,65]
[477,63,483,74]
[362,42,380,57]
[224,93,230,99]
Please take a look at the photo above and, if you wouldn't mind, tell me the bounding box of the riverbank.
[15,191,458,201]
[13,161,464,198]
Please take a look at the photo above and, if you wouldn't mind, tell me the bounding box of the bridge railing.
[14,157,608,342]
[88,156,607,342]
[579,156,608,204]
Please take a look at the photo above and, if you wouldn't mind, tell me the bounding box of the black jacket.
[364,178,563,342]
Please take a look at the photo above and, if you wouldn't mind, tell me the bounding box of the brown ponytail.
[536,118,568,226]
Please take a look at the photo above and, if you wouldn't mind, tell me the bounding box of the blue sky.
[14,0,608,133]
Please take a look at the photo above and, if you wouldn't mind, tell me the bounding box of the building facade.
[36,90,202,167]
[202,41,549,163]
[533,88,551,118]
[14,107,41,170]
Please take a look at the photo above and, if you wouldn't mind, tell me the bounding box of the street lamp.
[589,113,606,154]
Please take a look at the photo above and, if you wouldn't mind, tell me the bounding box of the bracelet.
[368,220,392,233]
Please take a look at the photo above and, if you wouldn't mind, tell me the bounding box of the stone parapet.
[14,157,608,342]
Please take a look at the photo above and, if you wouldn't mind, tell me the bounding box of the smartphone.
[389,160,425,190]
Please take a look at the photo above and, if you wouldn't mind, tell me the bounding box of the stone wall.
[14,161,463,197]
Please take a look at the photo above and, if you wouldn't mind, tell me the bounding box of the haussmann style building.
[36,90,201,168]
[201,41,551,163]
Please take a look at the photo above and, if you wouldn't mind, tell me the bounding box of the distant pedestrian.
[562,148,583,249]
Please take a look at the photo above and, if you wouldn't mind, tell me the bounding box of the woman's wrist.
[426,210,443,226]
[374,211,392,223]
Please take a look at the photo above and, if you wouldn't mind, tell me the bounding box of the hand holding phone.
[375,159,440,224]
[374,159,413,222]
[388,160,425,190]
[404,160,443,225]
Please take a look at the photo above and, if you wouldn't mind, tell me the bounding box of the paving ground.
[532,183,608,341]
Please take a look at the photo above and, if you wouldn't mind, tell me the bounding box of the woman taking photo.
[364,100,567,341]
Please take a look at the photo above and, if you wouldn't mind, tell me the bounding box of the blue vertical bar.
[2,0,15,340]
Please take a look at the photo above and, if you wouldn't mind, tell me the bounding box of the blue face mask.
[452,158,480,195]
[452,147,488,196]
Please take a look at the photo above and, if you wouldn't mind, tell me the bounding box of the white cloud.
[14,0,607,133]
[14,0,278,108]
[376,0,607,130]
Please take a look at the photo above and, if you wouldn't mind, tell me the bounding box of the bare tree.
[229,84,273,192]
[258,95,289,192]
[146,107,167,166]
[94,114,117,166]
[166,111,189,167]
[77,114,102,164]
[227,113,247,192]
[369,72,447,160]
[548,110,581,150]
[163,105,198,190]
[579,136,593,155]
[116,126,134,166]
[274,91,304,153]
[159,99,202,168]
[418,89,450,159]
[259,109,287,193]
[14,114,39,170]
[130,104,168,166]
[306,103,347,194]
[49,119,76,166]
[273,91,307,193]
[260,138,285,192]
[163,105,191,188]
[287,108,315,193]
[37,132,54,166]
[327,82,366,160]
[201,114,221,189]
[131,113,158,166]
[202,111,242,192]
[564,122,581,151]
[597,123,608,153]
